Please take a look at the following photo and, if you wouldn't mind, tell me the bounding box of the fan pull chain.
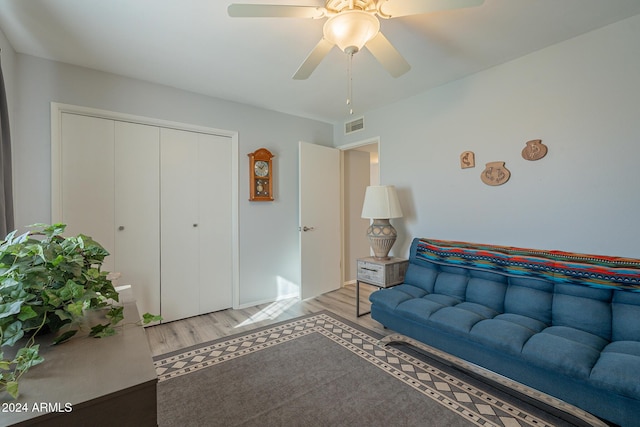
[347,50,354,115]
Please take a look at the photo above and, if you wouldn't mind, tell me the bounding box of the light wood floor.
[145,283,387,357]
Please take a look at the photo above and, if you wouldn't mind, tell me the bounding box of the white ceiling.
[1,0,639,123]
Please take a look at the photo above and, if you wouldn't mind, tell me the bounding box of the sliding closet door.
[198,133,233,313]
[160,129,200,322]
[160,128,233,322]
[59,113,115,272]
[114,122,161,318]
[54,104,236,323]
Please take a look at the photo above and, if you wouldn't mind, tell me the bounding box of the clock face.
[254,160,269,177]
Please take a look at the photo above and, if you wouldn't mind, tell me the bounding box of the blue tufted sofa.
[370,238,640,427]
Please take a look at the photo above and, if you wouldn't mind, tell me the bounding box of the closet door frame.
[51,102,240,309]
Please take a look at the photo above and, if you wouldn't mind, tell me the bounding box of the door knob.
[302,226,315,232]
[118,226,125,231]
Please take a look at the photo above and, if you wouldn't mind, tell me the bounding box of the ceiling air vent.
[344,117,364,135]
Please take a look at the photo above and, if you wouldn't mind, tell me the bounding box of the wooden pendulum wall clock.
[248,148,274,201]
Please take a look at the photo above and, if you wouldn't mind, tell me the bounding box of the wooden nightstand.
[356,256,408,317]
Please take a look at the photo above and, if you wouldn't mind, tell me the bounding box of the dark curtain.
[0,55,14,237]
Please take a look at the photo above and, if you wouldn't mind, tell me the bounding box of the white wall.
[12,54,334,307]
[337,14,640,258]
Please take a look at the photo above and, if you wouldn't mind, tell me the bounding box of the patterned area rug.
[153,311,584,427]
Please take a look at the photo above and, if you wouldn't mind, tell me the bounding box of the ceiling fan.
[228,0,485,80]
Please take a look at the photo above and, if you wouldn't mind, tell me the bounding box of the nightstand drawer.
[357,261,385,285]
[357,257,408,288]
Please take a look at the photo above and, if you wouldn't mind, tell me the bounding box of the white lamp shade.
[361,185,403,219]
[323,10,380,53]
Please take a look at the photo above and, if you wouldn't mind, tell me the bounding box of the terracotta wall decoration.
[481,161,511,186]
[460,151,475,169]
[521,139,548,161]
[461,138,548,186]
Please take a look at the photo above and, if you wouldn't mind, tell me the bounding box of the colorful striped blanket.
[416,239,640,292]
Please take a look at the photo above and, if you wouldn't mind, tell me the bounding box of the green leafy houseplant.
[0,223,160,398]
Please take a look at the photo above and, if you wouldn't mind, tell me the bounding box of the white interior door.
[59,113,115,272]
[160,128,200,322]
[114,122,160,318]
[197,133,233,313]
[299,141,341,300]
[160,129,233,322]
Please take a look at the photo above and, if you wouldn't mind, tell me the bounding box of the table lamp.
[361,185,403,260]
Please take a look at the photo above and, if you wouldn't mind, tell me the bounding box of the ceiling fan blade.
[293,38,334,80]
[365,32,411,78]
[228,4,326,18]
[379,0,484,18]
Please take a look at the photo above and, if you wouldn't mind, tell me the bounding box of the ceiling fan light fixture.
[323,10,380,53]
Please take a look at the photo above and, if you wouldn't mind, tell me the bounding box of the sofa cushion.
[493,313,548,332]
[553,284,613,341]
[403,263,438,293]
[591,341,640,399]
[465,277,507,313]
[428,305,487,335]
[368,287,416,311]
[433,271,468,299]
[504,277,553,324]
[423,293,462,307]
[522,326,608,378]
[395,298,447,324]
[390,284,428,299]
[611,290,640,341]
[453,301,500,319]
[470,315,544,355]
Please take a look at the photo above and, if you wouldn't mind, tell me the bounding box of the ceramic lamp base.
[367,218,397,260]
